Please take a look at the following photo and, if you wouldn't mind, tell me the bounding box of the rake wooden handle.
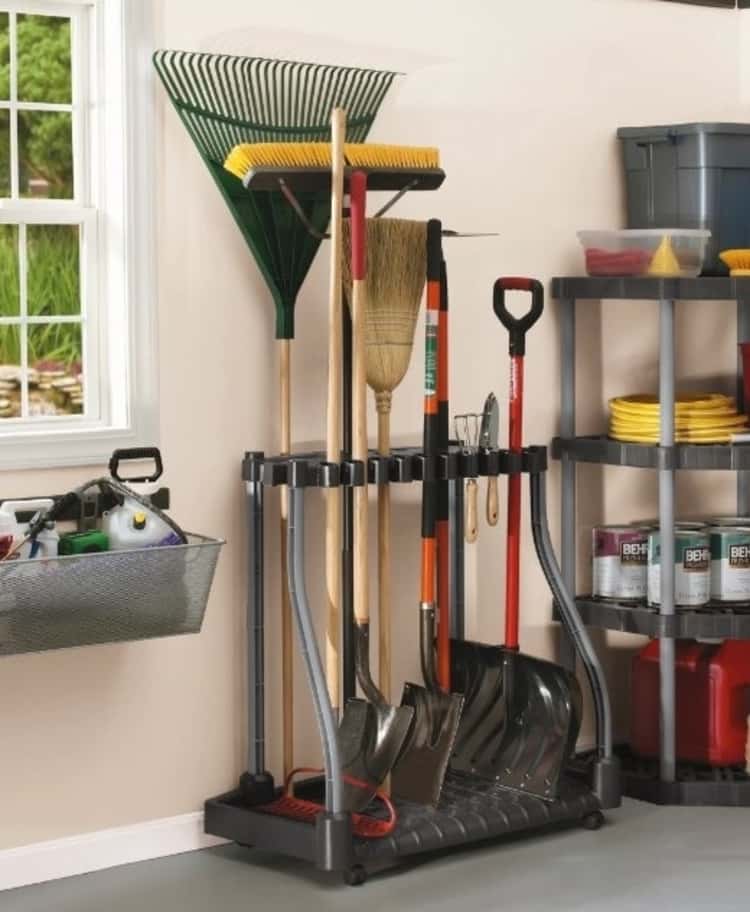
[486,476,499,526]
[465,479,478,543]
[325,108,345,715]
[279,338,293,781]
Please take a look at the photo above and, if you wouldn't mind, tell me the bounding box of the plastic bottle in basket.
[103,496,182,551]
[0,499,59,558]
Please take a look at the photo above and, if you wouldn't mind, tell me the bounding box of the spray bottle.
[102,448,183,551]
[0,499,59,559]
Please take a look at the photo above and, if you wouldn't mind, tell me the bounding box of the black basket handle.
[493,277,544,356]
[109,448,163,484]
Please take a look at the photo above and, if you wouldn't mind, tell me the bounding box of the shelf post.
[658,298,676,784]
[738,295,750,514]
[559,296,578,672]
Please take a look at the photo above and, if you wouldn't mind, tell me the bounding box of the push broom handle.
[493,277,544,651]
[351,171,369,628]
[325,108,345,716]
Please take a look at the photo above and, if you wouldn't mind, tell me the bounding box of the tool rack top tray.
[242,445,548,488]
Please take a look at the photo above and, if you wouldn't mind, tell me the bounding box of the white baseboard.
[0,812,227,893]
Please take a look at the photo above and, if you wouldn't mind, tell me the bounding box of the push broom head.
[720,249,750,276]
[224,143,440,181]
[341,218,427,413]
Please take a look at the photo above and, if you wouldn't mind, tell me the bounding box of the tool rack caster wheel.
[343,865,367,887]
[581,811,605,831]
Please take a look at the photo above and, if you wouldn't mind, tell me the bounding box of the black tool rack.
[204,444,620,886]
[551,274,750,807]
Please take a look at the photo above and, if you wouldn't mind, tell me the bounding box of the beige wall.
[1,0,746,850]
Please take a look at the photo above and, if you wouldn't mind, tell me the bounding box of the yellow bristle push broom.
[342,218,427,706]
[224,143,440,182]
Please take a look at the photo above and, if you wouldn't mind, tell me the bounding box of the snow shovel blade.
[449,639,582,801]
[338,697,414,812]
[390,682,464,806]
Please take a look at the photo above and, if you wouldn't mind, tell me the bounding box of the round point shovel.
[391,220,464,808]
[337,170,414,811]
[450,278,582,801]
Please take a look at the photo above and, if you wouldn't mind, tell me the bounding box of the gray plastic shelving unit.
[552,274,750,806]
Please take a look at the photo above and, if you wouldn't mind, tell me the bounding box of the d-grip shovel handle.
[493,277,544,357]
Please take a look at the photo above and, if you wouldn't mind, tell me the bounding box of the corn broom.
[342,218,427,702]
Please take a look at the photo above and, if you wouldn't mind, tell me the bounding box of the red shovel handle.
[493,278,544,650]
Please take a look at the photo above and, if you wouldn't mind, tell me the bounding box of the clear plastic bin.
[577,229,711,278]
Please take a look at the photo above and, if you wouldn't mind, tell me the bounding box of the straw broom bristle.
[342,218,427,414]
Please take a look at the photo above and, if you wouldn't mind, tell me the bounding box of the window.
[0,0,156,469]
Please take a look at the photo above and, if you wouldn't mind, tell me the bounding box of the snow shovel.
[337,171,414,812]
[450,278,582,801]
[390,220,464,807]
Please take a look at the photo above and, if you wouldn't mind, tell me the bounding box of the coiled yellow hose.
[608,394,748,443]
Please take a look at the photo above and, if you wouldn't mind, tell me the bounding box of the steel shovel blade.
[450,639,582,801]
[338,697,414,812]
[390,683,464,806]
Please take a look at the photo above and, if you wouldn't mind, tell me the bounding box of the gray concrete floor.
[3,800,749,912]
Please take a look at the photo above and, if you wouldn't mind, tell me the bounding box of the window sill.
[0,418,159,471]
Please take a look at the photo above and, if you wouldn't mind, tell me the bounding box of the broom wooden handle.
[279,338,293,781]
[377,400,391,702]
[325,108,345,715]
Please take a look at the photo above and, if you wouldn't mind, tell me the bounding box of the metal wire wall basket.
[0,534,224,657]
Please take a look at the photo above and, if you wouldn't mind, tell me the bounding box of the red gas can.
[631,639,750,766]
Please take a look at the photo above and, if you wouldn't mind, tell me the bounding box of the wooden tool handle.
[325,108,345,714]
[279,338,293,781]
[377,403,391,702]
[465,479,478,543]
[486,475,499,526]
[350,171,369,627]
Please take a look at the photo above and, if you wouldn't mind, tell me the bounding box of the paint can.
[710,526,750,604]
[647,530,710,608]
[592,525,649,601]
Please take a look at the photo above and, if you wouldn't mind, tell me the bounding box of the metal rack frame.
[553,274,750,806]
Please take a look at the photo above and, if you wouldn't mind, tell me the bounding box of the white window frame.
[0,0,157,469]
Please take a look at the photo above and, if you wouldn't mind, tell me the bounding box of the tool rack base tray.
[205,770,602,881]
[617,748,750,807]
